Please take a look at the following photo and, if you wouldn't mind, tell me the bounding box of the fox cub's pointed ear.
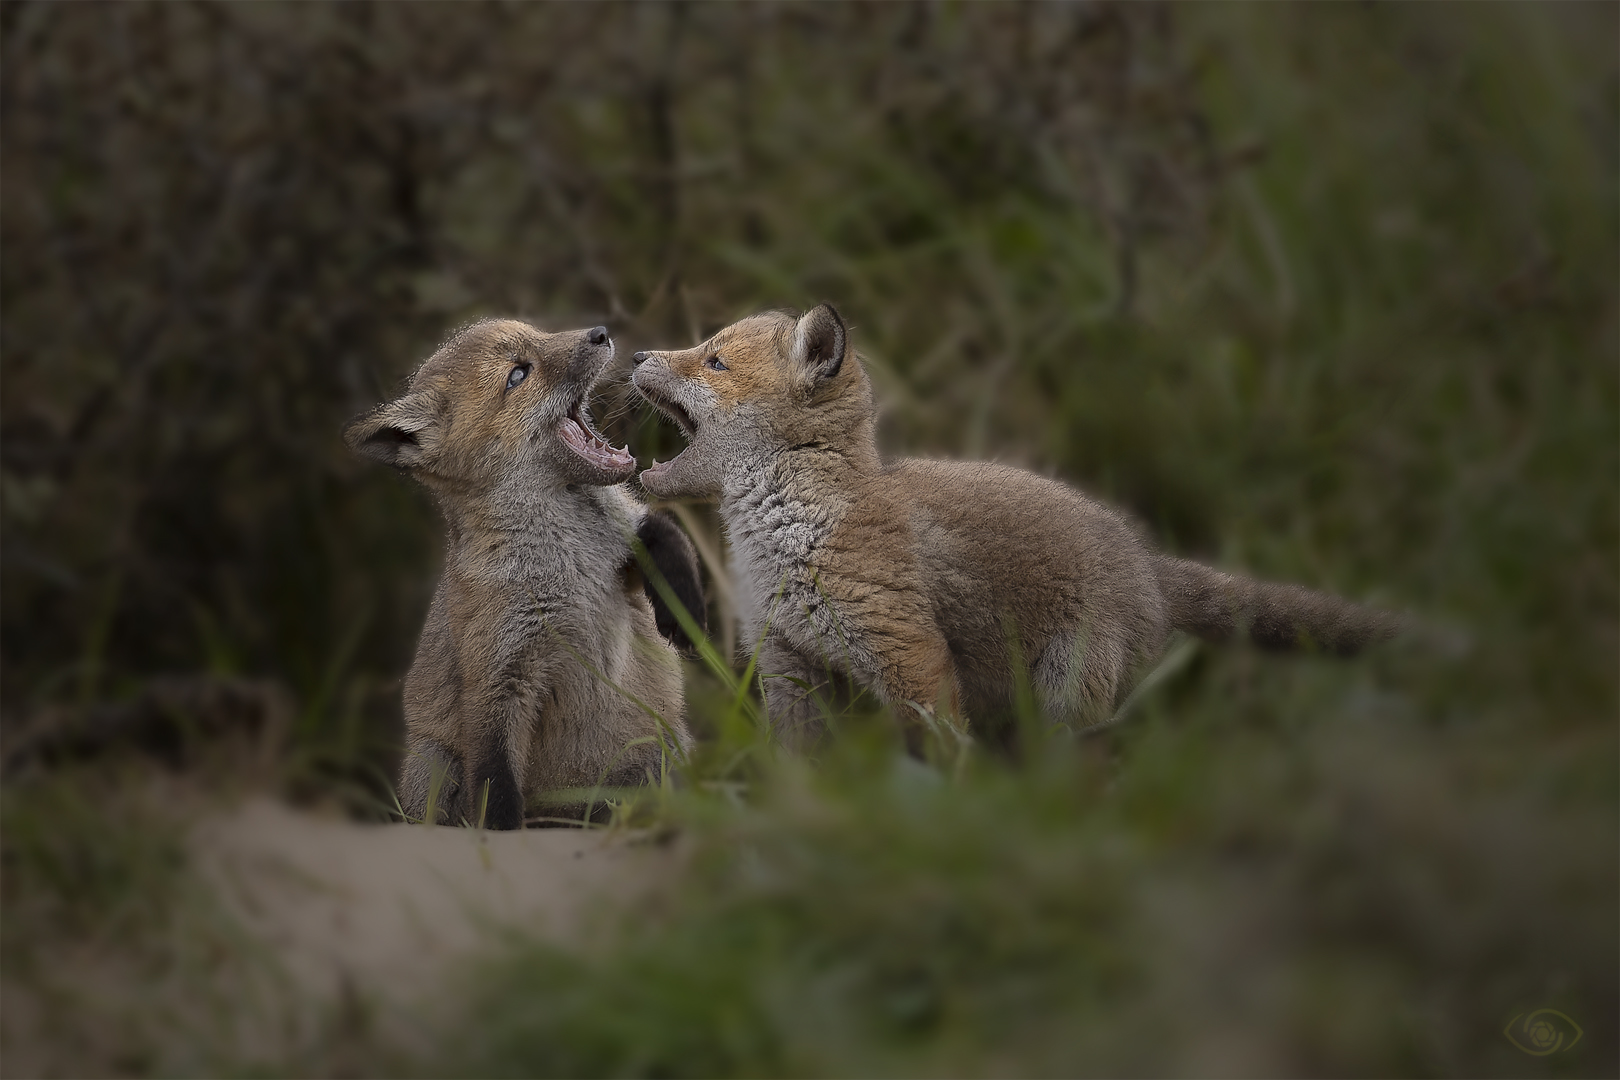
[342,390,443,469]
[791,303,846,382]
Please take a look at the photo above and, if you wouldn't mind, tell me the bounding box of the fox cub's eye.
[505,364,530,390]
[706,355,728,371]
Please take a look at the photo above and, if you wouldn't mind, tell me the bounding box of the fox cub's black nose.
[632,351,649,366]
[588,326,610,346]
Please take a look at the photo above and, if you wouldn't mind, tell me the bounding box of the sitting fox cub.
[632,304,1400,745]
[346,319,703,828]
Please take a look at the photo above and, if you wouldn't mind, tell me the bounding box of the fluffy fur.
[632,305,1402,746]
[345,318,699,827]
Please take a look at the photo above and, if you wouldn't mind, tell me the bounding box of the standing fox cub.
[632,304,1402,746]
[346,319,703,828]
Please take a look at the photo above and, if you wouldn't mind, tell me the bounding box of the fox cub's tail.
[1153,556,1403,655]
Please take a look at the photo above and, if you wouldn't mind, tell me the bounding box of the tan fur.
[347,319,688,827]
[632,306,1401,745]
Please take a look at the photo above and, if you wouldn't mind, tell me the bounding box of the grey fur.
[346,319,689,827]
[633,305,1403,744]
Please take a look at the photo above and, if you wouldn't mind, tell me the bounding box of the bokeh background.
[2,3,1615,1076]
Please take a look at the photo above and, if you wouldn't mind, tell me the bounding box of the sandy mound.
[192,799,682,1027]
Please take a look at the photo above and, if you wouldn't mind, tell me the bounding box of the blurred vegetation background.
[1,2,1615,1076]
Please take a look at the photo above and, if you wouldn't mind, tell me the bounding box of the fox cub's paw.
[635,510,706,653]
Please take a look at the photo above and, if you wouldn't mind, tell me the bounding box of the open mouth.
[641,384,696,439]
[557,396,634,476]
[635,383,697,481]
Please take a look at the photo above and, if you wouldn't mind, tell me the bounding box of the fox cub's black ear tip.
[794,304,847,381]
[636,510,706,653]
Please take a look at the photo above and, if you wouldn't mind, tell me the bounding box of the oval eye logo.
[1503,1008,1583,1056]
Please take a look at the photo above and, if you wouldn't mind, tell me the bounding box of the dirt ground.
[2,796,685,1076]
[193,799,682,1005]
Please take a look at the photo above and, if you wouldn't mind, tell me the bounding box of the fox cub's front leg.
[461,714,527,830]
[763,626,964,753]
[399,728,525,829]
[876,631,966,748]
[400,684,532,829]
[398,735,461,825]
[635,509,706,652]
[759,634,858,750]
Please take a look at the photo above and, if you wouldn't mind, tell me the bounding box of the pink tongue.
[559,417,633,472]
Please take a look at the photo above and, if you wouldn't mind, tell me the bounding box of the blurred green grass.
[1,2,1614,1076]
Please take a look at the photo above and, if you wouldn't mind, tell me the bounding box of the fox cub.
[346,319,703,828]
[632,304,1401,746]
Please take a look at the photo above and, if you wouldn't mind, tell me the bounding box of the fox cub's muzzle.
[554,326,634,483]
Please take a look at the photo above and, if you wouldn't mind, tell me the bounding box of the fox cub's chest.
[723,480,843,645]
[480,502,641,634]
